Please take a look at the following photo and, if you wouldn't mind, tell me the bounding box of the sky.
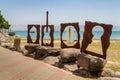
[0,0,120,30]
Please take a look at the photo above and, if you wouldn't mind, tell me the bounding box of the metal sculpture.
[60,22,80,48]
[81,21,113,59]
[27,25,40,44]
[41,11,54,47]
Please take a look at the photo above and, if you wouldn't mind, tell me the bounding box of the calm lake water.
[13,30,120,40]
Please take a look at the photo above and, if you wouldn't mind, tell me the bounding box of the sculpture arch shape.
[27,25,40,44]
[41,25,54,47]
[60,22,80,49]
[81,21,113,59]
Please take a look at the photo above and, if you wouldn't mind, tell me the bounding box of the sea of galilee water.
[13,30,120,40]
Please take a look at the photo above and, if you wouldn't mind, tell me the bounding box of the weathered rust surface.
[27,25,40,44]
[81,21,113,59]
[41,25,54,47]
[41,11,54,47]
[60,22,80,49]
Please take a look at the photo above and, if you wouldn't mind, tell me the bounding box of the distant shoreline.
[21,38,120,41]
[14,30,120,40]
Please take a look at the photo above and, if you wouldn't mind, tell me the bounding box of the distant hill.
[112,25,120,31]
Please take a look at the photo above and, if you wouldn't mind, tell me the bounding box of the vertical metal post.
[46,11,49,32]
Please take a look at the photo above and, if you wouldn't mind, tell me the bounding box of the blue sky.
[0,0,120,30]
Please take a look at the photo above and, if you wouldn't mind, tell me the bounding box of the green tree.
[0,11,10,31]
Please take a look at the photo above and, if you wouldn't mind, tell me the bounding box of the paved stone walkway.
[0,47,85,80]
